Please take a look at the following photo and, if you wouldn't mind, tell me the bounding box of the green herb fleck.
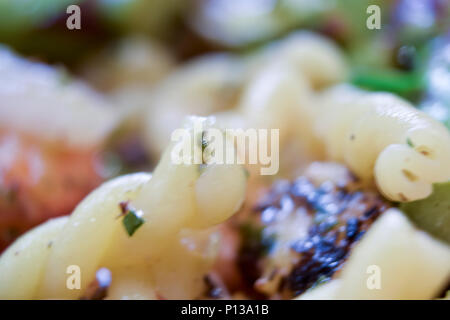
[119,201,145,237]
[406,137,414,148]
[243,168,250,179]
[201,131,209,152]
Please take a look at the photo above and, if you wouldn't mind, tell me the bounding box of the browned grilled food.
[238,162,391,299]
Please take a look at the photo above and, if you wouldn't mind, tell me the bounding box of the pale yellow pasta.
[238,62,313,141]
[239,62,323,157]
[142,32,348,161]
[0,217,68,299]
[144,54,245,156]
[249,31,349,89]
[316,85,450,201]
[297,209,450,300]
[217,62,449,201]
[214,61,324,176]
[82,36,175,91]
[82,37,175,127]
[0,117,247,300]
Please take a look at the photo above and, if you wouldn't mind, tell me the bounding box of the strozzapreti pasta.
[0,117,247,299]
[315,85,450,201]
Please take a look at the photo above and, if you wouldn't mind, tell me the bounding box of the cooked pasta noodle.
[298,209,450,300]
[316,85,450,201]
[0,117,247,299]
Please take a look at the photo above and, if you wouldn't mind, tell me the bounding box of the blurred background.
[0,0,450,250]
[0,0,448,96]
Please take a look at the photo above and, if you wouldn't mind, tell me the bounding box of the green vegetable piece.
[122,208,145,237]
[351,67,424,95]
[243,168,250,179]
[400,182,450,244]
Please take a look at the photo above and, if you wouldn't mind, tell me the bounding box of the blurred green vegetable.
[97,0,186,37]
[401,182,450,244]
[351,67,424,95]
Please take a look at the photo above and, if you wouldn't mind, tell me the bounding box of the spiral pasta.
[143,32,349,159]
[249,31,349,89]
[298,209,450,299]
[315,85,450,201]
[144,54,246,156]
[216,67,450,202]
[0,117,247,299]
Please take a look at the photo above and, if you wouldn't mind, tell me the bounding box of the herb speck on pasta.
[118,201,145,237]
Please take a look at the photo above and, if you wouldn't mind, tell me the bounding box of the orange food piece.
[0,129,104,251]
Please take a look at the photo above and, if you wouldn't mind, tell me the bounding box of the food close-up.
[0,0,449,301]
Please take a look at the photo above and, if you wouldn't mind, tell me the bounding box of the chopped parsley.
[118,201,145,237]
[243,168,250,179]
[201,131,209,152]
[201,130,212,165]
[406,137,415,148]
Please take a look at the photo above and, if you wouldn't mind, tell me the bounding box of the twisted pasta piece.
[144,54,245,157]
[248,31,349,89]
[298,209,450,299]
[143,32,348,160]
[316,85,450,201]
[0,117,247,299]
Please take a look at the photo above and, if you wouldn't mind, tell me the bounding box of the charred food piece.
[238,162,391,298]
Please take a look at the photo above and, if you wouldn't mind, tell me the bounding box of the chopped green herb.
[201,131,209,152]
[119,201,145,237]
[199,130,210,165]
[122,209,145,236]
[406,137,414,148]
[243,168,250,179]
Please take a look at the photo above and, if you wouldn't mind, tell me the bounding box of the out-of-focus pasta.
[248,31,349,89]
[298,209,450,299]
[138,32,348,161]
[0,19,449,302]
[144,54,246,157]
[82,37,175,92]
[0,48,120,250]
[0,117,247,299]
[316,85,450,201]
